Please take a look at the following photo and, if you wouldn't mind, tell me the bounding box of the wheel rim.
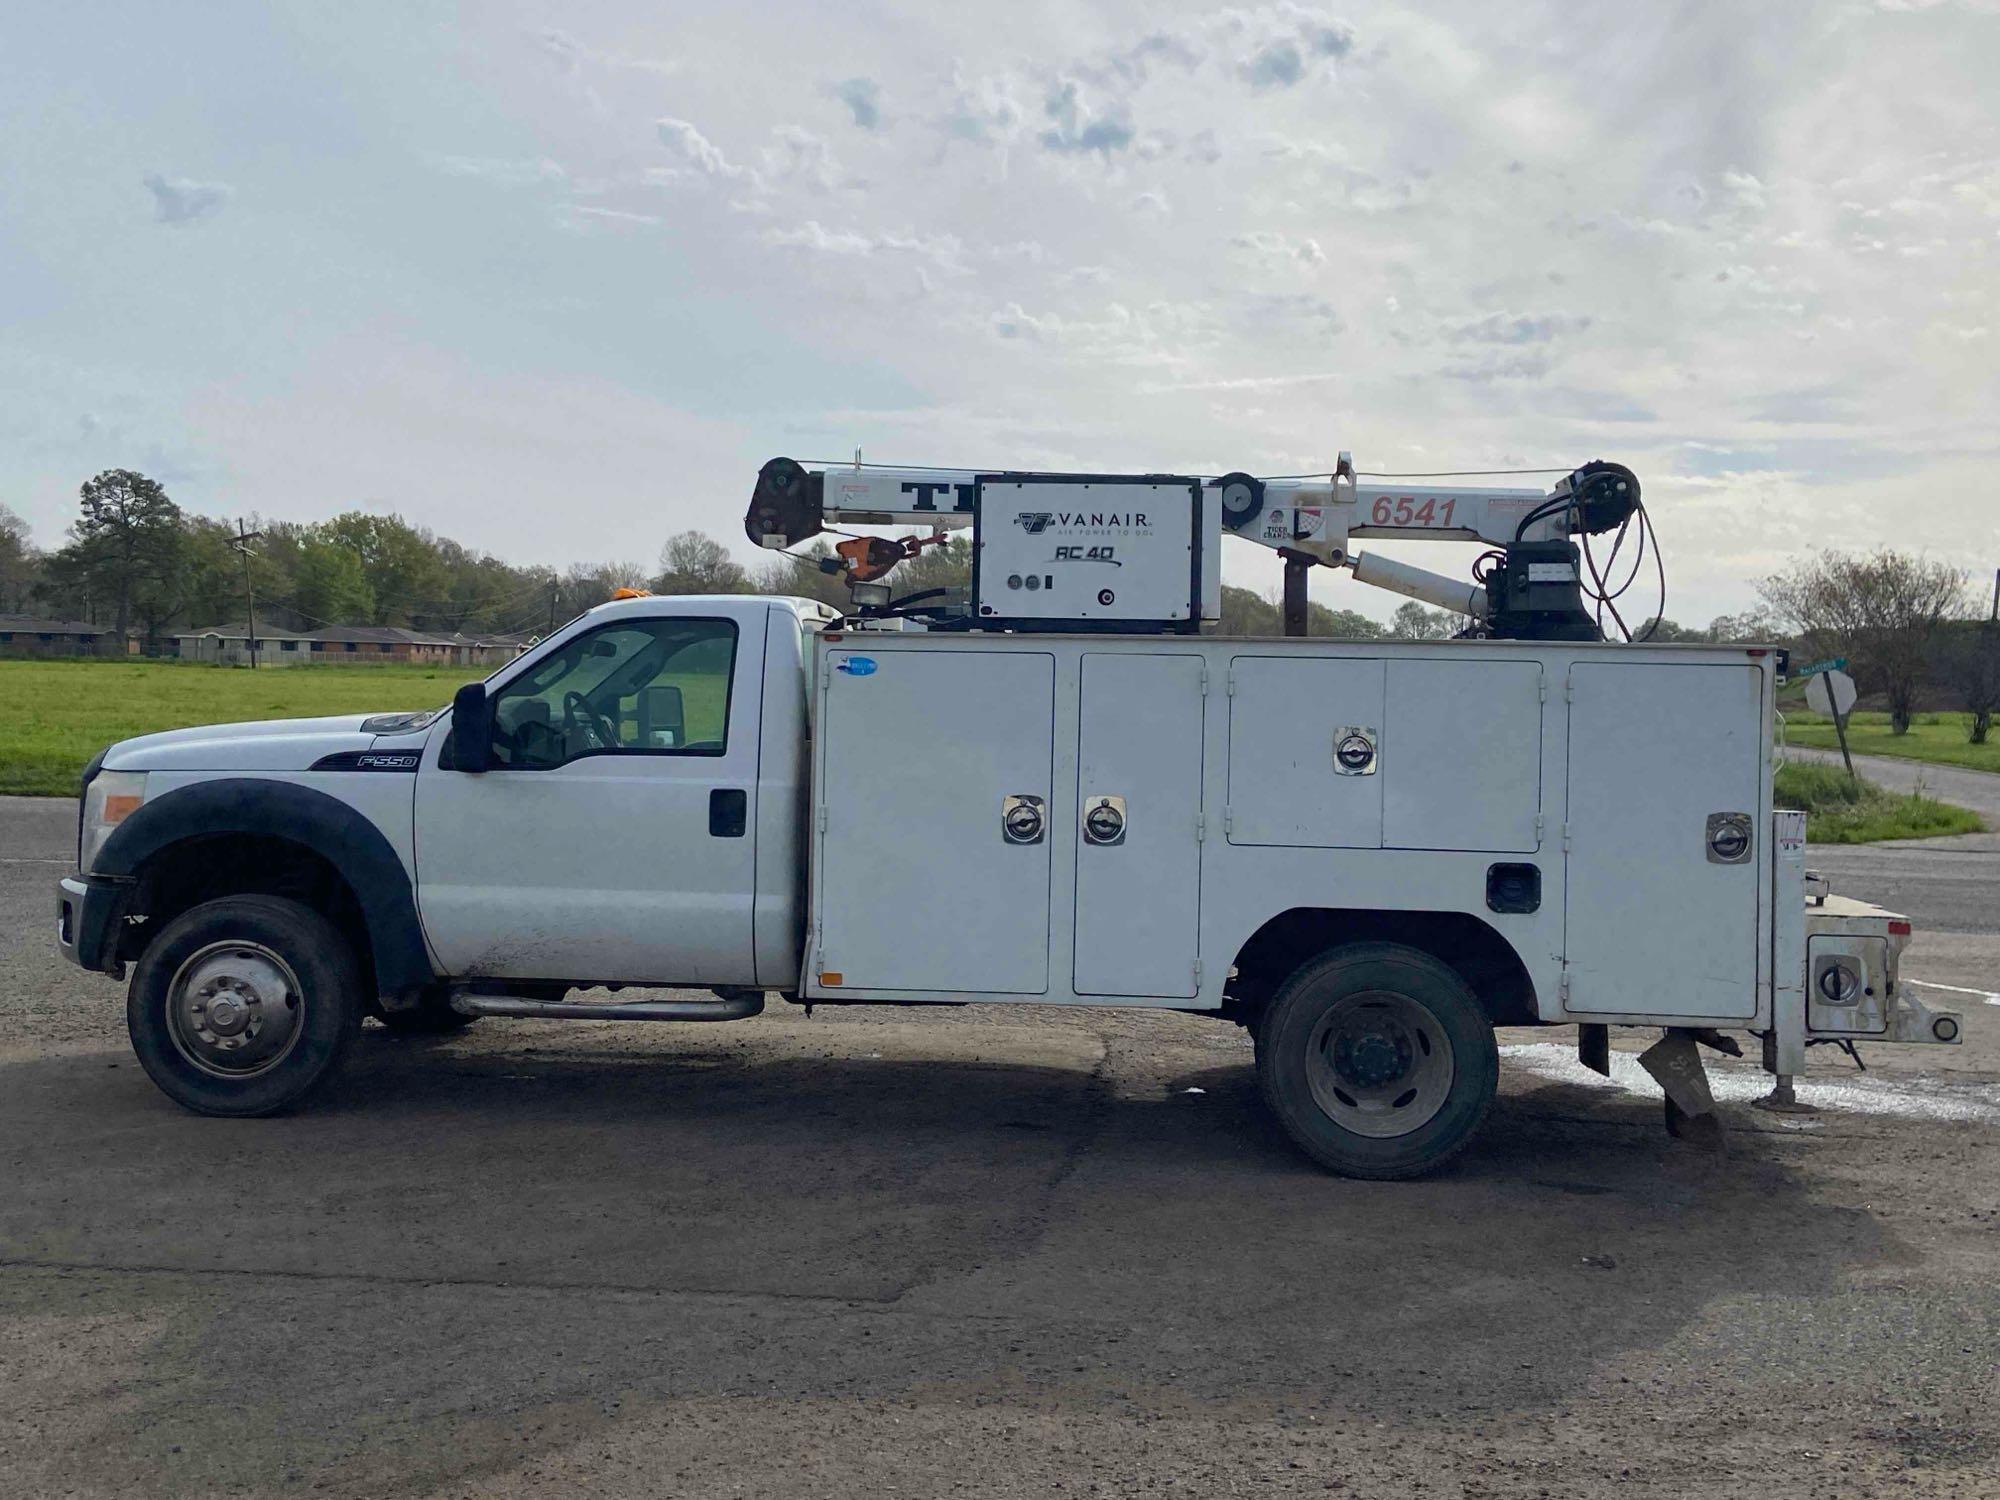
[165,940,306,1079]
[1303,989,1457,1139]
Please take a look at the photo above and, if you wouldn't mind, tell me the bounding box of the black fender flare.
[94,778,435,994]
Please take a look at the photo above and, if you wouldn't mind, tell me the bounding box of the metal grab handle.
[1002,794,1046,844]
[1083,794,1126,846]
[1333,725,1379,776]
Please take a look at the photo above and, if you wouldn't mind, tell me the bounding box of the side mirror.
[450,682,493,773]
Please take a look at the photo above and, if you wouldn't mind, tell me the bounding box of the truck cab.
[409,594,824,989]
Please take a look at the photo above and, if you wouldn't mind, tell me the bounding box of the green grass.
[1773,759,1984,844]
[1783,710,2000,774]
[0,659,467,797]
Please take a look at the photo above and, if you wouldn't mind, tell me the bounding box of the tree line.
[3,469,1993,741]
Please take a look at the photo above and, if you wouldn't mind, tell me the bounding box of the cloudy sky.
[4,0,1997,625]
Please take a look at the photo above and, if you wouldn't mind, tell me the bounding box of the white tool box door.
[1226,656,1385,848]
[1383,659,1543,852]
[816,648,1055,994]
[1563,662,1762,1019]
[1073,654,1204,998]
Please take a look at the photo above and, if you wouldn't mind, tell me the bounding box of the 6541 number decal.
[1368,496,1458,527]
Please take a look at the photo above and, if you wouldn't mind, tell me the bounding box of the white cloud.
[142,173,232,225]
[761,221,965,272]
[1233,231,1326,266]
[1038,81,1135,156]
[655,118,758,185]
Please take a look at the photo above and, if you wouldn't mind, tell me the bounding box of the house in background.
[170,623,316,666]
[167,623,532,668]
[0,616,131,658]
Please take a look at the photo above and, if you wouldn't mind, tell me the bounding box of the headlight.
[80,771,148,873]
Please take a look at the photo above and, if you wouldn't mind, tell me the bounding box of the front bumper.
[57,875,129,978]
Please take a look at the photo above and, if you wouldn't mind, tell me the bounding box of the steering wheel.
[562,691,618,750]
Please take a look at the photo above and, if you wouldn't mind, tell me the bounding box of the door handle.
[1083,794,1126,846]
[709,787,747,838]
[1333,725,1379,776]
[1001,794,1045,845]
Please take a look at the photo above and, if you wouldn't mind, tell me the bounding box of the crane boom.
[745,452,1643,640]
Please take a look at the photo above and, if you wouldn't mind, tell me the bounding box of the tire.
[126,895,364,1117]
[376,989,479,1035]
[1254,942,1498,1180]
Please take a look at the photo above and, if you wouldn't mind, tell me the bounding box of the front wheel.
[1255,942,1497,1179]
[127,895,364,1116]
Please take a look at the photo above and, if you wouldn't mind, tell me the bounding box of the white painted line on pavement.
[1907,978,2000,1006]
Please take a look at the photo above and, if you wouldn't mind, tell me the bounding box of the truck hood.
[101,711,441,774]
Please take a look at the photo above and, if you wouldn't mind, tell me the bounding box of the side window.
[486,618,738,769]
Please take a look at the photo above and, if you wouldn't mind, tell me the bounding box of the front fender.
[93,778,435,993]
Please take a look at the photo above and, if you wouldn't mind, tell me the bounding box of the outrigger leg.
[1639,1027,1729,1151]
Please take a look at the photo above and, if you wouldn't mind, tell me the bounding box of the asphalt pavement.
[2,792,1997,1498]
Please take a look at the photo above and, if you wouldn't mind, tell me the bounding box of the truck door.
[1073,653,1205,998]
[1562,661,1763,1019]
[814,648,1055,995]
[413,609,764,984]
[1225,656,1385,848]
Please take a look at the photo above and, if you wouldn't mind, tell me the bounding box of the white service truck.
[56,454,1961,1177]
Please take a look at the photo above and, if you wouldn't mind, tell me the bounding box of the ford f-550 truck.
[56,587,1958,1178]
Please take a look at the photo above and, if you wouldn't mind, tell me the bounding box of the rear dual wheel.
[1255,942,1497,1180]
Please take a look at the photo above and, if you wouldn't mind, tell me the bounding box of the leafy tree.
[1931,621,2000,745]
[1312,605,1385,639]
[1704,609,1780,644]
[59,469,185,639]
[1387,600,1460,640]
[294,536,375,625]
[0,503,40,613]
[1636,616,1705,642]
[754,541,847,607]
[654,531,751,595]
[320,512,451,625]
[1759,552,1967,732]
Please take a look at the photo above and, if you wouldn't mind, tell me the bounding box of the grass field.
[0,659,463,796]
[1782,709,2000,775]
[1772,759,1984,843]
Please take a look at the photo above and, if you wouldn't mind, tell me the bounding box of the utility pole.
[234,520,264,669]
[1989,566,1997,625]
[547,581,557,636]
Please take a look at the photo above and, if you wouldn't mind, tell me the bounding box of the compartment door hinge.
[1200,665,1210,696]
[1223,805,1234,836]
[1559,967,1572,1004]
[1195,813,1205,843]
[1563,675,1575,703]
[1534,812,1545,841]
[816,805,828,833]
[1193,957,1205,987]
[1561,822,1571,852]
[1226,669,1236,697]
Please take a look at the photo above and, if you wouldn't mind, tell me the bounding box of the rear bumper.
[57,875,128,978]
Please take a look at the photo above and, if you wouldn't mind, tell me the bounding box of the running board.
[449,990,765,1023]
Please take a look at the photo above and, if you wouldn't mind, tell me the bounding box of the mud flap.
[1638,1028,1726,1153]
[1578,1023,1610,1078]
